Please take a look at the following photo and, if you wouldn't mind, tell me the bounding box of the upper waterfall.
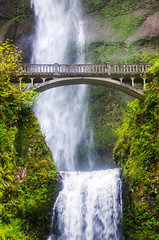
[31,0,85,63]
[31,0,91,171]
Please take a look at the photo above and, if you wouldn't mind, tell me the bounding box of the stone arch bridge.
[20,63,151,100]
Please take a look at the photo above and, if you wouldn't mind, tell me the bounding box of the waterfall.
[31,0,123,239]
[49,169,123,240]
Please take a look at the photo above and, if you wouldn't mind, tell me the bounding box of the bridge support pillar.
[42,78,45,83]
[132,78,135,87]
[143,78,146,89]
[31,78,34,87]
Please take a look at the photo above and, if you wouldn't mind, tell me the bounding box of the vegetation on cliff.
[83,0,159,64]
[114,58,159,239]
[86,38,159,64]
[0,41,59,239]
[83,0,158,24]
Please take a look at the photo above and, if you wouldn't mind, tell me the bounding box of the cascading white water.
[49,169,123,240]
[31,0,123,239]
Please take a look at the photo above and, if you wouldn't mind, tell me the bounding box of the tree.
[149,56,159,77]
[0,40,37,116]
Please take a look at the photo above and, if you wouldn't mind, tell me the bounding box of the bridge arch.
[23,76,145,100]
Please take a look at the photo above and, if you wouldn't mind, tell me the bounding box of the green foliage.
[113,58,159,239]
[0,40,37,121]
[86,40,127,63]
[84,1,159,64]
[83,0,156,18]
[0,41,59,239]
[149,56,159,76]
[86,39,158,64]
[0,40,22,78]
[113,15,146,39]
[88,85,128,158]
[0,219,31,240]
[83,0,107,13]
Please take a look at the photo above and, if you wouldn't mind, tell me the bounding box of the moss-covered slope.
[114,66,159,239]
[0,69,59,239]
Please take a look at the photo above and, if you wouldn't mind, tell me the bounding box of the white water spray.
[49,169,123,240]
[31,0,123,239]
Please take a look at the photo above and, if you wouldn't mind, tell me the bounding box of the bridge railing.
[58,64,109,74]
[112,64,150,73]
[21,63,151,76]
[21,63,110,75]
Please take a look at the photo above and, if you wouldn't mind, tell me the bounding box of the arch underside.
[23,76,145,100]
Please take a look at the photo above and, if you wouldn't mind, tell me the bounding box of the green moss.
[86,39,159,64]
[112,15,146,39]
[83,0,156,18]
[113,69,159,239]
[0,99,59,239]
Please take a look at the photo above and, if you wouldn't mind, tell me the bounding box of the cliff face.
[0,0,35,62]
[82,0,159,43]
[127,11,159,42]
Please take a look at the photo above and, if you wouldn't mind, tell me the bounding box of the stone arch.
[33,77,44,84]
[134,77,144,90]
[21,77,32,84]
[30,77,145,100]
[122,77,132,85]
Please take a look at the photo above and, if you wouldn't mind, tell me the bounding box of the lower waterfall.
[48,169,123,240]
